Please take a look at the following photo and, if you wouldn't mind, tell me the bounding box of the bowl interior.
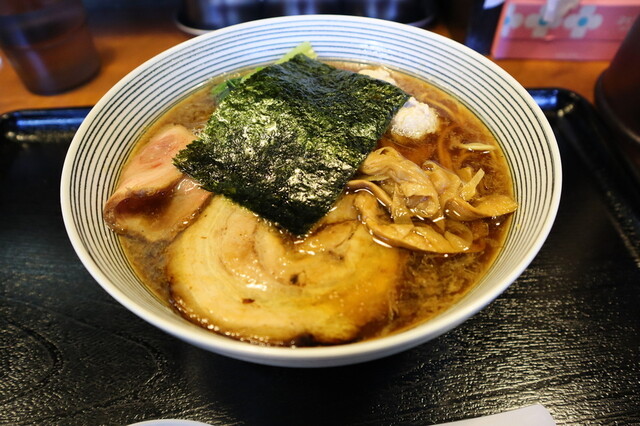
[61,15,561,367]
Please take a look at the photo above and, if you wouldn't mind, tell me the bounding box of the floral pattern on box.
[493,0,639,60]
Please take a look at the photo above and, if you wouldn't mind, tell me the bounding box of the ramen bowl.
[61,15,561,367]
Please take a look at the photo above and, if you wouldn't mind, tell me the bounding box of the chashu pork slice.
[167,193,406,346]
[103,124,211,242]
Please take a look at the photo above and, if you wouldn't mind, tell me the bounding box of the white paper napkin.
[437,404,555,426]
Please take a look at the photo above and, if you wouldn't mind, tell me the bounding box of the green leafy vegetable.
[274,41,318,63]
[175,53,409,235]
[210,76,241,102]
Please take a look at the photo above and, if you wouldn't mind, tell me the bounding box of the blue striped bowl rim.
[61,15,561,367]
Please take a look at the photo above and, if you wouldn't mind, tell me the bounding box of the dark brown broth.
[120,62,514,342]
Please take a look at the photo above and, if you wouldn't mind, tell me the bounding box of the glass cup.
[0,0,101,95]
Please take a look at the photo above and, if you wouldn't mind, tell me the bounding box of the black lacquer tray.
[1,90,638,425]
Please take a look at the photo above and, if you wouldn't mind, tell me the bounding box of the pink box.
[491,0,640,60]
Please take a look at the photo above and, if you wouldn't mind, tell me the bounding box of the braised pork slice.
[103,124,210,242]
[167,194,406,346]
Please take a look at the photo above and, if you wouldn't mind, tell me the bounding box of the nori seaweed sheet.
[174,54,409,235]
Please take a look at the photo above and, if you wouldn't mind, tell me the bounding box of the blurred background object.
[0,0,100,95]
[178,0,262,31]
[439,0,505,54]
[595,15,640,179]
[176,0,439,31]
[342,0,438,26]
[263,0,342,18]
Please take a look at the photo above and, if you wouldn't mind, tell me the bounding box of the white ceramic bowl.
[61,15,561,367]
